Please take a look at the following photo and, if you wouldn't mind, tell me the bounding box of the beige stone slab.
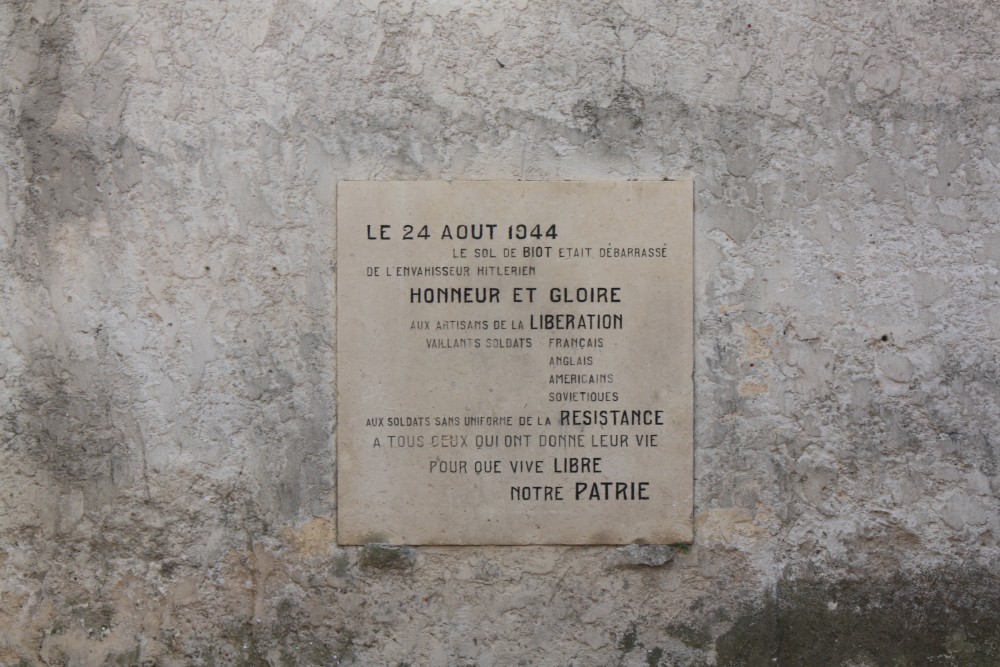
[336,181,693,545]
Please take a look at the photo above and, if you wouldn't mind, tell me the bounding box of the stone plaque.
[336,181,692,545]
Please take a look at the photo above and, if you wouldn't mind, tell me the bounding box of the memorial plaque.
[336,181,693,545]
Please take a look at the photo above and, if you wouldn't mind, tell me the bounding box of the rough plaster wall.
[1,0,999,664]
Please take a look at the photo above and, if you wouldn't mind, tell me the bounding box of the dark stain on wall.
[714,566,1000,666]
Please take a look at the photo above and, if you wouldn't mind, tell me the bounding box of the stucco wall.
[1,0,998,664]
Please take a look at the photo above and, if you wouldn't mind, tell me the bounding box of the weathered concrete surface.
[0,0,998,664]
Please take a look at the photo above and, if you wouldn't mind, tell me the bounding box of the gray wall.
[1,0,998,664]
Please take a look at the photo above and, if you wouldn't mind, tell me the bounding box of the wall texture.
[1,0,999,664]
